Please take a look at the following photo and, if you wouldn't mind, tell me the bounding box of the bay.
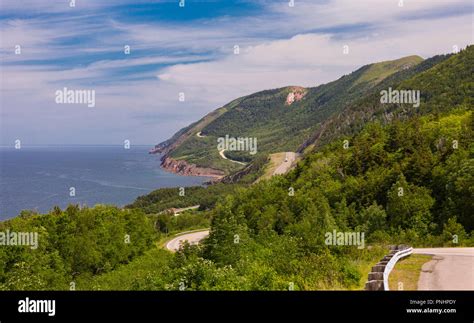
[0,145,209,220]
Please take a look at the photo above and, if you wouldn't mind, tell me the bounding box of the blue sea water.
[0,146,209,220]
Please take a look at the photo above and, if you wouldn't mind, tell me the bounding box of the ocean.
[0,145,209,220]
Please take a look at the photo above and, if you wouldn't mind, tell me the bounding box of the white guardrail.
[383,247,413,291]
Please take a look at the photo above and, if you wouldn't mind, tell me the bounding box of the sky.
[0,0,472,145]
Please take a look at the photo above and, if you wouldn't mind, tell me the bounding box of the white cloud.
[0,0,472,145]
[154,13,472,106]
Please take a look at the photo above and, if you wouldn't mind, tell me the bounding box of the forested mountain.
[156,46,471,182]
[0,46,472,291]
[305,48,471,151]
[154,55,424,175]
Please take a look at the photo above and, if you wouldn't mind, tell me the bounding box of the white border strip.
[383,247,413,291]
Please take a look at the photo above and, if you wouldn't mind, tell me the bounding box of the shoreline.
[0,148,212,221]
[159,155,225,180]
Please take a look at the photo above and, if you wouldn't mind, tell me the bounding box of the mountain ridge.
[152,50,469,181]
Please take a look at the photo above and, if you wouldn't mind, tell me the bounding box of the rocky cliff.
[160,156,225,179]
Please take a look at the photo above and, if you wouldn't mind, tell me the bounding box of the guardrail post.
[364,245,413,291]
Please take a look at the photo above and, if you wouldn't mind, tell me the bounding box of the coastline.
[0,146,211,221]
[159,155,225,180]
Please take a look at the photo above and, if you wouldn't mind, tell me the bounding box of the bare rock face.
[285,87,307,105]
[160,156,225,178]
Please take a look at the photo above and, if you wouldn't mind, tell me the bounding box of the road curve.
[165,230,210,252]
[413,247,474,290]
[218,149,247,165]
[196,131,246,166]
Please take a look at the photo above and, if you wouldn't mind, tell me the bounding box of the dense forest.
[164,55,426,174]
[126,183,240,214]
[0,46,472,290]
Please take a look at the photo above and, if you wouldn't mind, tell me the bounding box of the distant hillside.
[304,46,472,153]
[154,55,424,177]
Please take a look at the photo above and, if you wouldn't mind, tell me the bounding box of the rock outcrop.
[160,156,225,179]
[285,86,307,105]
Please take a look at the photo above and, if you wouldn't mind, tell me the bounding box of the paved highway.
[165,230,210,252]
[273,152,297,175]
[413,247,474,290]
[218,149,247,165]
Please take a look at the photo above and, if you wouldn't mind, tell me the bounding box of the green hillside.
[308,47,472,151]
[1,47,472,291]
[352,55,423,86]
[157,55,425,175]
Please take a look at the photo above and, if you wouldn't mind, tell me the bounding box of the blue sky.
[0,0,472,145]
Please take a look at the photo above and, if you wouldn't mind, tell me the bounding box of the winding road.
[196,131,247,165]
[218,149,247,165]
[413,247,474,290]
[164,235,474,291]
[165,230,210,252]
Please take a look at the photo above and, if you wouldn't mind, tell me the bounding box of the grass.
[388,254,432,291]
[350,246,388,290]
[354,55,423,86]
[259,152,286,180]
